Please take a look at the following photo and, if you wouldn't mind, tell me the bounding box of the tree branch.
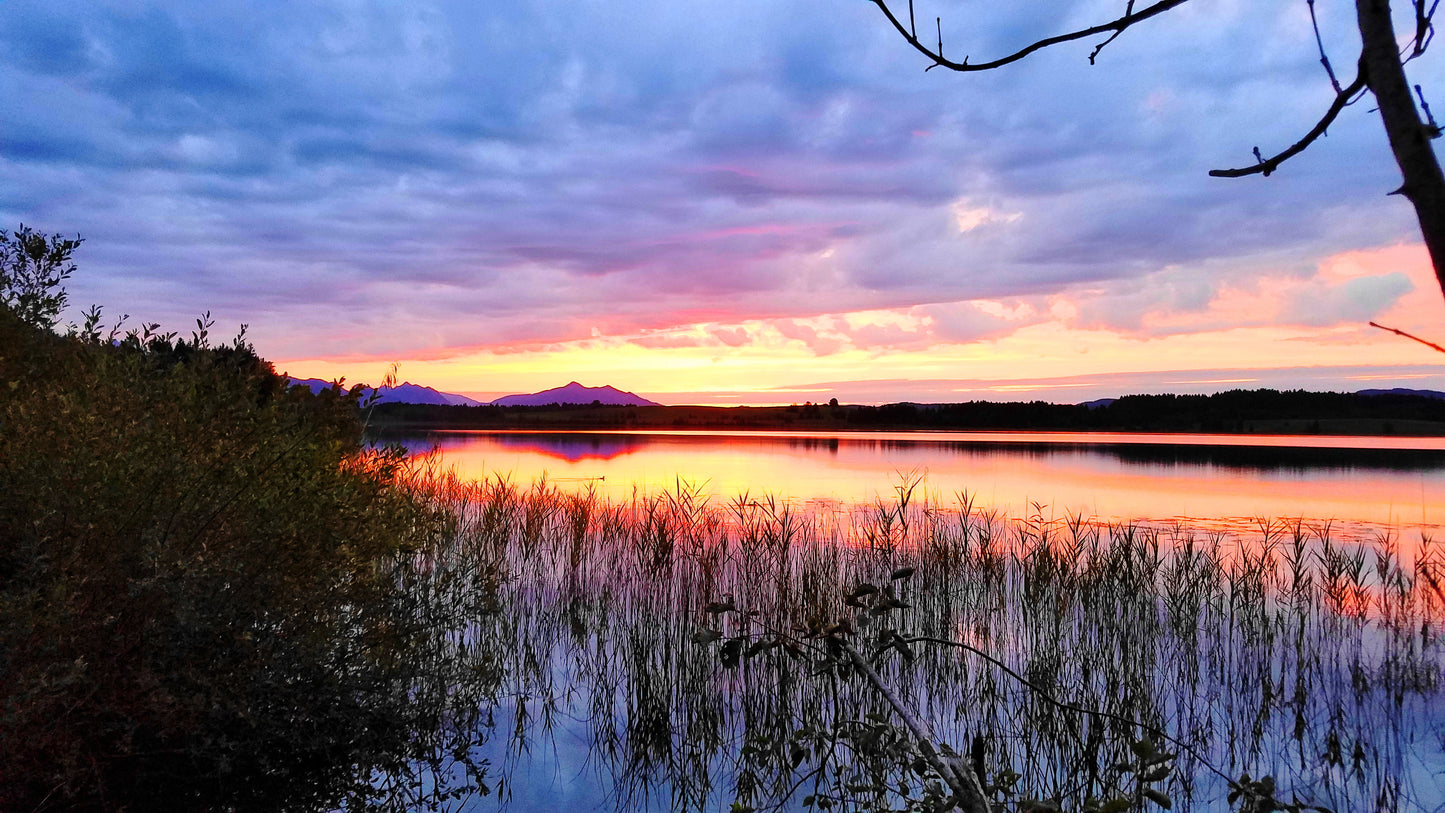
[900,634,1236,787]
[1413,0,1440,58]
[1369,320,1445,353]
[838,639,992,813]
[870,0,1194,72]
[1209,63,1368,178]
[1089,1,1136,65]
[1308,0,1343,92]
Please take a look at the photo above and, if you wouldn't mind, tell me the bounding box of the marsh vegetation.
[405,469,1445,812]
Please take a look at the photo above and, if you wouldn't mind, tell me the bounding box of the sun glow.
[276,243,1445,405]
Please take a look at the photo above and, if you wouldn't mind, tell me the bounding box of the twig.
[1414,0,1440,57]
[870,0,1193,72]
[1369,320,1445,353]
[901,634,1237,787]
[1090,1,1136,64]
[838,638,993,812]
[1210,63,1368,177]
[1308,0,1342,92]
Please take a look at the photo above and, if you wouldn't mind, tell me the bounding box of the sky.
[5,0,1445,405]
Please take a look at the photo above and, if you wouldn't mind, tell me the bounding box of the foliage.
[701,568,1187,813]
[0,224,81,330]
[0,301,496,810]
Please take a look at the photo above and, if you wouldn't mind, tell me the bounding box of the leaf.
[704,598,736,614]
[1143,788,1172,809]
[745,639,771,659]
[1142,764,1171,783]
[720,637,744,668]
[1130,736,1158,760]
[893,639,914,663]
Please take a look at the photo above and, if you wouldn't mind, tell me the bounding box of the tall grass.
[405,465,1445,812]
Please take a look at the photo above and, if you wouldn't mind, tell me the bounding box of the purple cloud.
[0,0,1438,378]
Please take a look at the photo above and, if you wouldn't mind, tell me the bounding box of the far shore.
[368,389,1445,437]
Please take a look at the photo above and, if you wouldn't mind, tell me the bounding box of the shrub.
[0,225,81,330]
[0,303,478,811]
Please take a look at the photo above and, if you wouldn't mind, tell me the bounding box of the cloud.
[708,326,751,347]
[629,333,708,350]
[772,318,846,356]
[0,0,1439,380]
[1287,272,1415,326]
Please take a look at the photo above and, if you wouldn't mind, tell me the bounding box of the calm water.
[392,429,1445,546]
[382,430,1445,811]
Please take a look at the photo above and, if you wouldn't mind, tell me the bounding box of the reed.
[400,469,1445,812]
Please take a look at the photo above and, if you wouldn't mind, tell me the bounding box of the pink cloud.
[708,326,751,347]
[1052,243,1432,339]
[630,334,708,349]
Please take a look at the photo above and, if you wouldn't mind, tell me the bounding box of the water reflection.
[417,476,1445,813]
[490,432,649,463]
[385,430,1445,545]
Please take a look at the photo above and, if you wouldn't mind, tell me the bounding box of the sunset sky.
[5,0,1445,404]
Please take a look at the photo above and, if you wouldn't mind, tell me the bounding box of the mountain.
[286,377,485,407]
[490,381,660,407]
[378,382,486,406]
[1358,388,1445,399]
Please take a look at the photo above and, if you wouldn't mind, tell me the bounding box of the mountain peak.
[285,377,483,407]
[491,382,661,407]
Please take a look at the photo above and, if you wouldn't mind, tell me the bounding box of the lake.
[387,437,1445,813]
[391,429,1445,548]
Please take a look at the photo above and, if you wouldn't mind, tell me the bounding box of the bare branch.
[1369,320,1445,353]
[1089,1,1135,64]
[900,635,1236,787]
[838,640,992,812]
[870,0,1194,72]
[1308,0,1342,92]
[1416,83,1442,136]
[1415,0,1440,57]
[1209,63,1368,178]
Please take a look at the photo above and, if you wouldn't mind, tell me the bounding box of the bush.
[0,303,482,811]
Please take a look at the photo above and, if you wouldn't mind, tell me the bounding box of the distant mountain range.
[1357,388,1445,399]
[287,378,659,407]
[287,377,1441,410]
[490,381,660,407]
[287,378,485,407]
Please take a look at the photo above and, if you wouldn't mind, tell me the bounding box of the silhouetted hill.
[490,382,660,407]
[1358,388,1445,399]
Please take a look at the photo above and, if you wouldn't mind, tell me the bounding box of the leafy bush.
[0,224,81,330]
[0,295,486,809]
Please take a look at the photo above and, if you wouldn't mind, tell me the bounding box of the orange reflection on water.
[395,429,1445,546]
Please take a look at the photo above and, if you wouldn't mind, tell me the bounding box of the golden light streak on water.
[395,429,1445,551]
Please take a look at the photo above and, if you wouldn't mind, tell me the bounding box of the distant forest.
[370,389,1445,436]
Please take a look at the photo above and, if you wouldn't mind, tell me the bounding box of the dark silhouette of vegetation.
[0,224,81,330]
[368,389,1445,436]
[0,239,497,810]
[849,390,1445,434]
[866,0,1445,302]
